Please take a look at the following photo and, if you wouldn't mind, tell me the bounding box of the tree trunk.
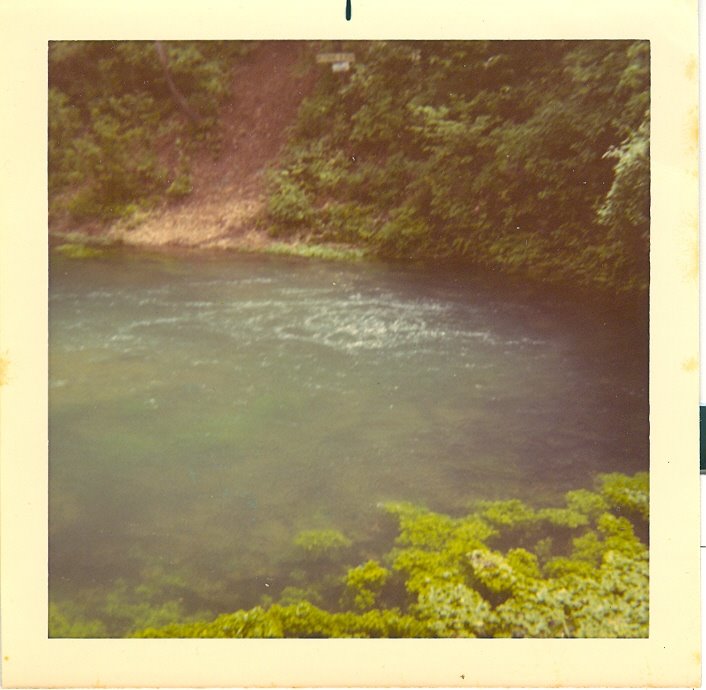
[154,41,201,124]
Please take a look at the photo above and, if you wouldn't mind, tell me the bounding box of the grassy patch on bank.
[264,241,368,262]
[54,243,107,259]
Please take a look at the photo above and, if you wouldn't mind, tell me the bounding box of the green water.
[49,250,648,636]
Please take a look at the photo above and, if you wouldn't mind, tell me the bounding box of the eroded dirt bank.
[55,42,317,252]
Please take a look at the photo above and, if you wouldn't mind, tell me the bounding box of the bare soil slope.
[108,42,316,250]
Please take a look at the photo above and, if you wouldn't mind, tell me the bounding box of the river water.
[48,250,648,635]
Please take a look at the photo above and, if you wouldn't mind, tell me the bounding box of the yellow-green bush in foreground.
[135,472,648,638]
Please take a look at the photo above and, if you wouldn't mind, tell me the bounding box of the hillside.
[50,41,316,250]
[108,42,316,250]
[49,40,649,295]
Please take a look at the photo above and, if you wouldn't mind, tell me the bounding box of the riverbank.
[49,228,648,333]
[48,40,648,297]
[50,226,369,262]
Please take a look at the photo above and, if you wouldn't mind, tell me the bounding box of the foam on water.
[55,280,545,360]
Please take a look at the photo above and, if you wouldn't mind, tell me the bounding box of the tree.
[267,40,650,293]
[48,40,240,220]
[154,41,202,124]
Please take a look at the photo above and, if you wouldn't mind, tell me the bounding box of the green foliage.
[412,582,491,637]
[467,548,518,595]
[383,501,456,549]
[166,140,194,199]
[49,40,649,294]
[568,529,606,566]
[166,172,194,199]
[565,488,610,520]
[343,560,391,610]
[264,242,367,261]
[277,585,323,607]
[597,471,649,520]
[64,95,170,218]
[267,40,649,294]
[494,548,648,638]
[293,528,352,558]
[536,507,590,529]
[134,601,428,638]
[266,171,315,231]
[133,472,648,639]
[375,206,431,256]
[49,572,213,638]
[506,548,542,579]
[49,602,108,638]
[319,202,376,242]
[48,88,82,193]
[54,243,105,259]
[476,498,538,527]
[48,41,244,222]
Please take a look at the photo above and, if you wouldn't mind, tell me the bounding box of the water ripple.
[52,284,547,358]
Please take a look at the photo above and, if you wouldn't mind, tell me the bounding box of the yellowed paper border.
[0,0,699,686]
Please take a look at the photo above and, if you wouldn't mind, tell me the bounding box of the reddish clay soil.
[107,41,317,250]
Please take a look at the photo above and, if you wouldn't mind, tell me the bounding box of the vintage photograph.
[46,39,651,640]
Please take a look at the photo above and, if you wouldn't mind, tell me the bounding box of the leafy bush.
[48,41,242,222]
[293,528,352,558]
[319,202,375,242]
[134,601,428,639]
[268,40,649,294]
[266,171,315,233]
[134,471,648,639]
[342,560,391,610]
[598,471,649,520]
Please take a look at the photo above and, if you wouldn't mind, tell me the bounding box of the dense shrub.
[266,40,649,294]
[133,472,648,639]
[48,41,249,220]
